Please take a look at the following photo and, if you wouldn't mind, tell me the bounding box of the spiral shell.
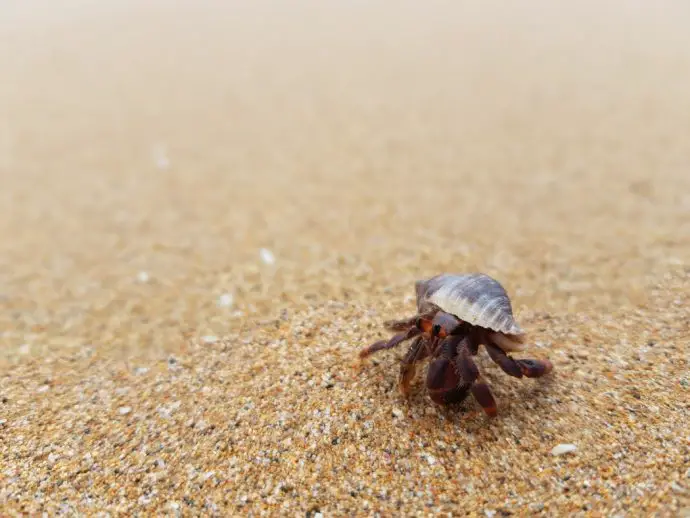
[415,273,525,340]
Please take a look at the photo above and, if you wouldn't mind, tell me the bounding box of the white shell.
[551,443,577,456]
[416,273,525,342]
[490,330,526,352]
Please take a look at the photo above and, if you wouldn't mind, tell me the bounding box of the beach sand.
[1,1,688,515]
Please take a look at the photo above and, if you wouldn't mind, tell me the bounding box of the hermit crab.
[359,273,553,416]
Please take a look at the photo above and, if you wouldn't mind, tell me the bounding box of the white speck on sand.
[259,248,275,265]
[152,144,170,170]
[201,335,218,344]
[119,406,132,415]
[670,482,687,494]
[158,401,181,419]
[551,443,578,456]
[18,343,30,355]
[218,293,234,307]
[136,271,150,283]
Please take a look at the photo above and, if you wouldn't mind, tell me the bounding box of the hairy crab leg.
[359,326,422,358]
[398,336,430,397]
[456,342,498,417]
[470,380,498,417]
[426,335,471,405]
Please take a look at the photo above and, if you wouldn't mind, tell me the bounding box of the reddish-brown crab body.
[359,273,553,416]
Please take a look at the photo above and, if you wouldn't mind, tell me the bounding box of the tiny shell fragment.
[551,443,577,456]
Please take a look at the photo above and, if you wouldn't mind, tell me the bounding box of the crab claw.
[517,359,553,378]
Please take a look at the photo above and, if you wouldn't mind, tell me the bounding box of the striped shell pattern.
[415,273,525,337]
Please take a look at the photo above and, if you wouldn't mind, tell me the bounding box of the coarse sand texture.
[1,1,689,516]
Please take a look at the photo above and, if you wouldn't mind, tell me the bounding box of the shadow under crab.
[359,273,554,417]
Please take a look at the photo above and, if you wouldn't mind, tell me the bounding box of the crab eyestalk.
[416,311,463,339]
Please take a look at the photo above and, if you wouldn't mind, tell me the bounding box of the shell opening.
[490,331,527,352]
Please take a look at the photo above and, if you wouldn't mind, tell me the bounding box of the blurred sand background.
[1,0,689,515]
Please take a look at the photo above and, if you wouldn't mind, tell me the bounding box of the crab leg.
[426,335,472,405]
[484,342,523,377]
[515,358,553,378]
[456,343,498,417]
[384,310,437,331]
[484,342,553,378]
[455,343,479,382]
[359,326,422,358]
[470,380,498,417]
[398,336,430,396]
[384,315,422,331]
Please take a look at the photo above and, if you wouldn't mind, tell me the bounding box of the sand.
[1,1,689,516]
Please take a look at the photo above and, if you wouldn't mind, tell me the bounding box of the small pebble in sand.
[157,401,181,420]
[119,406,132,415]
[18,343,30,355]
[167,356,180,371]
[259,248,275,265]
[37,385,50,393]
[551,443,577,456]
[202,335,218,344]
[136,271,150,283]
[670,482,686,494]
[218,294,234,308]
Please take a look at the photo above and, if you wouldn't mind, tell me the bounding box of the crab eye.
[432,324,442,336]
